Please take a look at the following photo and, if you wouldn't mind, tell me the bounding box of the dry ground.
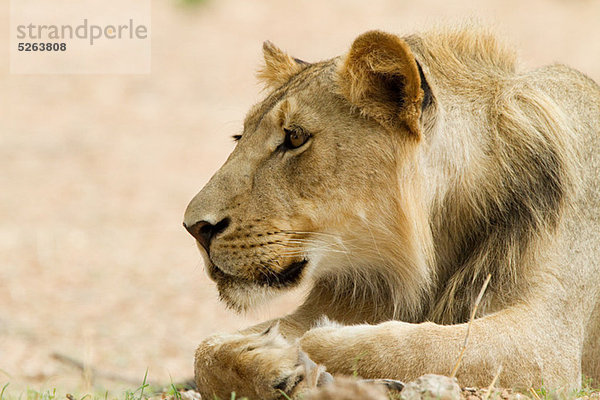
[1,0,600,396]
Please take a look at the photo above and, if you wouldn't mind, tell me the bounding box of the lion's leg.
[300,304,582,390]
[583,299,600,386]
[194,311,330,400]
[238,311,315,338]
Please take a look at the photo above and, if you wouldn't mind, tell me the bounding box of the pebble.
[401,374,462,400]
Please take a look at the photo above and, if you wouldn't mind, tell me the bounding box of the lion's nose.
[183,217,230,253]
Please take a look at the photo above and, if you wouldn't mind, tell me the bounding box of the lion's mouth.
[208,259,308,288]
[262,259,308,287]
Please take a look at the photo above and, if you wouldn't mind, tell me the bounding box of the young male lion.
[183,27,600,399]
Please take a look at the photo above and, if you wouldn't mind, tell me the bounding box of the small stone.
[180,390,202,400]
[401,374,462,400]
[510,394,529,400]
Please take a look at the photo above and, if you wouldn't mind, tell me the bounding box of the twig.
[529,387,542,400]
[52,352,142,385]
[481,365,503,400]
[450,273,492,378]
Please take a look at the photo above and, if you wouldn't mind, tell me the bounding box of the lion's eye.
[283,127,310,150]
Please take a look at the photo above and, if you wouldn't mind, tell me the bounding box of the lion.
[183,26,600,399]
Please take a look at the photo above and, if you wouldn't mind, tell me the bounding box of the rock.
[179,390,201,400]
[400,374,462,400]
[154,390,201,400]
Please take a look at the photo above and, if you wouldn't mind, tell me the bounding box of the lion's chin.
[217,284,282,312]
[211,259,309,312]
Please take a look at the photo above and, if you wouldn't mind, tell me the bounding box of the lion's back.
[411,27,600,323]
[526,64,600,379]
[528,64,600,228]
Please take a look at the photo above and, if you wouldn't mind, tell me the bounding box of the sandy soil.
[1,0,599,395]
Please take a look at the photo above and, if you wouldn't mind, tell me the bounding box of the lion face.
[184,33,426,311]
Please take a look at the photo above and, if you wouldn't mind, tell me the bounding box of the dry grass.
[450,274,492,378]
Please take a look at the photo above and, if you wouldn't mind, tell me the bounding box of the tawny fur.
[184,25,600,400]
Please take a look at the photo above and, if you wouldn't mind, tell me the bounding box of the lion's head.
[184,31,433,312]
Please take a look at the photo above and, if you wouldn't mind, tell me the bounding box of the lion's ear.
[338,31,423,136]
[258,41,305,88]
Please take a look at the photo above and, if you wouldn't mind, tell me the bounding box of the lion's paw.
[194,324,332,400]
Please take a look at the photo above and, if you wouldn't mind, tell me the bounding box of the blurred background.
[1,0,600,395]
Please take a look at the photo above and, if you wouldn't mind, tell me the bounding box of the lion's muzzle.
[183,217,230,254]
